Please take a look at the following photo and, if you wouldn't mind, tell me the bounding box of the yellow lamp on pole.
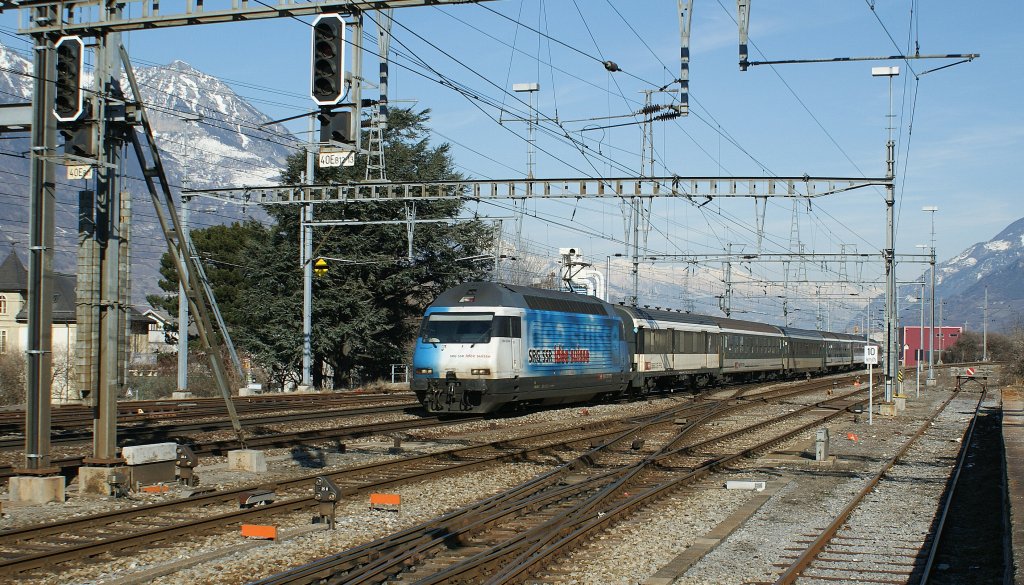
[314,257,328,277]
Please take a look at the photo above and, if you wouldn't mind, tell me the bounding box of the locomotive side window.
[492,316,522,338]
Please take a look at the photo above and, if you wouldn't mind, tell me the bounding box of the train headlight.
[415,368,433,375]
[471,368,491,375]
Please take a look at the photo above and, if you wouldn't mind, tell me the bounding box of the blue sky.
[1,0,1018,315]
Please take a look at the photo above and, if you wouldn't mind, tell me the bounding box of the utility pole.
[510,82,539,262]
[720,242,733,317]
[512,83,540,180]
[20,4,59,484]
[87,13,129,472]
[873,65,899,405]
[176,112,201,396]
[177,195,189,394]
[631,88,675,306]
[923,205,938,385]
[938,298,945,365]
[301,114,314,392]
[921,278,929,397]
[983,286,988,361]
[365,8,392,182]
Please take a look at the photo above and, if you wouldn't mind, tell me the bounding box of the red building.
[902,326,962,367]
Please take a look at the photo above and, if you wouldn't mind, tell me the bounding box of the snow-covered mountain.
[0,42,33,101]
[926,217,1024,332]
[136,60,297,189]
[0,41,300,300]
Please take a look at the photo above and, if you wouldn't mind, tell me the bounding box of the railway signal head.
[317,109,353,144]
[311,14,346,106]
[54,35,85,122]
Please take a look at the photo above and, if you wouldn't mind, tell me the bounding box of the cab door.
[508,316,522,376]
[495,315,523,378]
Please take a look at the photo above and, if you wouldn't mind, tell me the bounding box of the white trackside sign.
[864,345,879,365]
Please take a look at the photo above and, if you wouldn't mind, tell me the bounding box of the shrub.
[0,352,25,406]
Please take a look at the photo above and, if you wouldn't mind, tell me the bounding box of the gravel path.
[682,386,972,585]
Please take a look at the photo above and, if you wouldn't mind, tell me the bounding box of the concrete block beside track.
[228,449,268,473]
[78,467,118,496]
[122,442,178,465]
[9,475,64,504]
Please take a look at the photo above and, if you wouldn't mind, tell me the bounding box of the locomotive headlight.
[471,368,491,375]
[415,367,433,375]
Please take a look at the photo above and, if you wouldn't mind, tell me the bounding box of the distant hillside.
[932,217,1024,332]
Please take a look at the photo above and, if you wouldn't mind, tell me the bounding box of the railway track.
[0,374,869,579]
[0,410,466,484]
[770,387,987,584]
[0,400,420,451]
[249,381,871,584]
[0,393,419,438]
[0,392,417,436]
[0,397,712,577]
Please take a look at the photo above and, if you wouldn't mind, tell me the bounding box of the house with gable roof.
[0,249,177,402]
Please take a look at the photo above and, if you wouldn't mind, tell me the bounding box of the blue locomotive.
[411,282,867,414]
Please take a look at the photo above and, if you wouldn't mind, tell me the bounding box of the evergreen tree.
[188,108,494,389]
[147,220,268,344]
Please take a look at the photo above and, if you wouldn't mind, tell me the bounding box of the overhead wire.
[3,4,885,312]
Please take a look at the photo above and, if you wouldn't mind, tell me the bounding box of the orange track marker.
[369,493,401,512]
[241,524,278,540]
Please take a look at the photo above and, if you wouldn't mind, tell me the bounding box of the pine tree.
[154,109,493,389]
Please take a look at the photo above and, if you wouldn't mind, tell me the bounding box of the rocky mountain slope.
[0,41,300,301]
[927,217,1024,332]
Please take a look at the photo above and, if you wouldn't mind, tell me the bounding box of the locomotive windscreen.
[420,313,493,344]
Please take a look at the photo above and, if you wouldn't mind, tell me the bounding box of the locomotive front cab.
[411,310,523,413]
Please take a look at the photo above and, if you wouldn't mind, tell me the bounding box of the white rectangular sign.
[66,164,93,180]
[864,345,879,365]
[318,150,355,168]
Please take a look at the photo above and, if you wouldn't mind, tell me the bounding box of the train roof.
[427,282,615,315]
[776,326,825,340]
[818,330,868,342]
[710,316,784,336]
[612,305,720,327]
